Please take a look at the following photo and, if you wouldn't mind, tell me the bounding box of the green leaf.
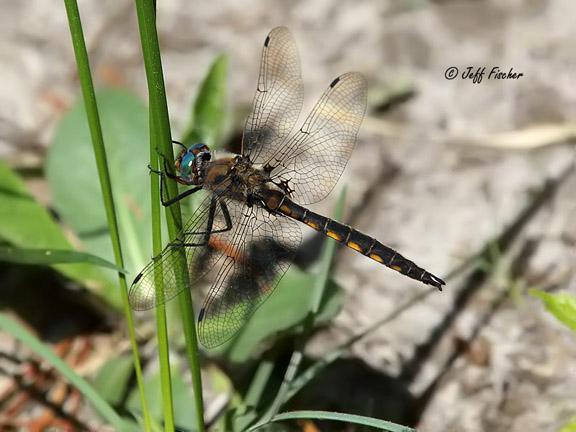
[46,89,153,304]
[127,362,197,430]
[0,246,126,273]
[182,54,228,149]
[560,418,576,432]
[0,161,67,247]
[0,312,130,430]
[530,289,576,333]
[249,410,415,432]
[218,268,344,363]
[0,160,109,290]
[92,355,135,405]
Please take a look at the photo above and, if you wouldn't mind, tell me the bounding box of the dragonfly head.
[175,143,211,184]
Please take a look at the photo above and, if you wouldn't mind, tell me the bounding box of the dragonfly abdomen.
[270,192,445,290]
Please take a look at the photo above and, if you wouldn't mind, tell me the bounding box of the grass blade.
[0,246,127,273]
[251,410,415,432]
[0,313,129,430]
[63,0,152,429]
[134,0,205,430]
[150,115,176,429]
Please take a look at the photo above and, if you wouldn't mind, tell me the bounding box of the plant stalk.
[133,1,205,430]
[63,0,152,429]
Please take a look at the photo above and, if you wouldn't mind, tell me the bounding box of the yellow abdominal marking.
[306,221,320,230]
[369,253,384,263]
[347,241,363,252]
[279,204,292,215]
[326,230,342,241]
[391,265,402,272]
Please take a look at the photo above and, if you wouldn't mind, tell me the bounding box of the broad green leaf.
[0,312,130,430]
[92,355,134,405]
[127,362,197,430]
[218,268,344,363]
[0,246,126,273]
[0,160,109,290]
[182,54,228,149]
[530,289,576,333]
[46,89,152,304]
[249,410,415,432]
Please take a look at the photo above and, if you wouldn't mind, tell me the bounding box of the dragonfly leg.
[148,160,202,207]
[161,186,202,207]
[172,140,187,150]
[171,197,216,247]
[176,199,233,247]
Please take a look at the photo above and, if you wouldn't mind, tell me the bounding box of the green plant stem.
[134,1,205,431]
[62,1,151,430]
[150,114,175,430]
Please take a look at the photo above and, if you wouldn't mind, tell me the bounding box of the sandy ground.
[1,0,575,431]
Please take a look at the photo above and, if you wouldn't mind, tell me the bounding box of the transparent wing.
[242,26,304,165]
[128,184,233,311]
[264,72,367,205]
[128,183,302,349]
[197,200,302,348]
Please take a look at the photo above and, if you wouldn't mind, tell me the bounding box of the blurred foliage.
[560,419,576,432]
[0,160,111,290]
[530,290,576,432]
[182,54,228,149]
[530,289,576,333]
[0,245,125,273]
[93,354,135,406]
[127,361,198,430]
[46,89,152,306]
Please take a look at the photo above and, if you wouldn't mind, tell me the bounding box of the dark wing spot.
[330,76,341,88]
[132,272,143,284]
[264,35,270,47]
[198,307,205,322]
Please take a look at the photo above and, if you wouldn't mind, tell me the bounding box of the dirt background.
[1,0,575,431]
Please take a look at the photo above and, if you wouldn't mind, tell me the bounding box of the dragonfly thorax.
[175,143,211,185]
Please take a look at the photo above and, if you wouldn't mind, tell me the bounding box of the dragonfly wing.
[265,72,367,205]
[242,26,304,165]
[128,188,233,311]
[197,200,302,349]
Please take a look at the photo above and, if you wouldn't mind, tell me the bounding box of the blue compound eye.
[179,149,196,176]
[191,143,209,154]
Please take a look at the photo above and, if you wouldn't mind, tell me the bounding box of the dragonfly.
[129,27,445,348]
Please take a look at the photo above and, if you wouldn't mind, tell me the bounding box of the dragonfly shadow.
[0,263,114,343]
[291,356,417,428]
[397,163,574,422]
[411,239,539,424]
